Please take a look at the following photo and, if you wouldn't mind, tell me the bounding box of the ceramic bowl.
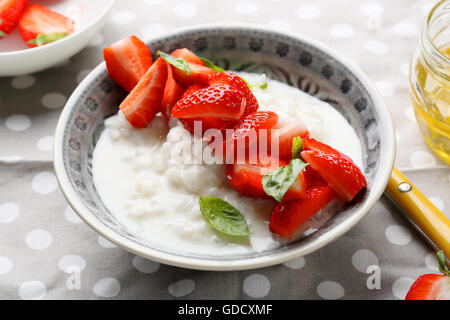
[54,24,395,271]
[0,0,115,76]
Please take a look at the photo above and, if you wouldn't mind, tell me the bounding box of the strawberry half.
[270,119,310,161]
[302,138,352,163]
[209,72,259,116]
[160,65,185,118]
[301,150,366,202]
[171,48,205,66]
[269,185,336,238]
[103,35,153,92]
[19,4,75,48]
[0,0,28,36]
[226,157,307,200]
[171,85,246,120]
[119,57,168,128]
[405,274,450,300]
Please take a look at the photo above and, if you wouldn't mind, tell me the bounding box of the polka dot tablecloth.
[0,0,448,300]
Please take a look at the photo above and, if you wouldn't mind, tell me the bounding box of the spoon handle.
[386,167,450,258]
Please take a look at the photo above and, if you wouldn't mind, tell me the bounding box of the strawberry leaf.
[200,57,226,73]
[437,250,450,276]
[262,158,309,202]
[28,32,70,46]
[157,50,191,76]
[0,30,5,38]
[199,197,250,237]
[291,136,303,160]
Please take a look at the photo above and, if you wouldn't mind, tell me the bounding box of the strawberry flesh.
[270,119,310,160]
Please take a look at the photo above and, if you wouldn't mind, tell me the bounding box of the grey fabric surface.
[0,0,448,300]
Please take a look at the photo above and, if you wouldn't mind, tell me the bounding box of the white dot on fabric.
[392,277,415,299]
[330,23,355,38]
[410,150,437,169]
[77,69,91,84]
[41,92,66,109]
[110,10,136,25]
[364,40,390,55]
[267,19,291,31]
[36,136,53,152]
[0,155,23,163]
[19,281,46,300]
[429,197,444,211]
[236,1,258,15]
[53,58,71,68]
[296,4,320,20]
[0,256,13,275]
[64,206,82,224]
[425,252,439,271]
[5,114,31,132]
[393,21,418,37]
[173,3,198,18]
[316,281,345,300]
[58,255,86,273]
[385,225,412,246]
[283,257,306,269]
[359,1,384,16]
[93,278,121,298]
[132,256,160,274]
[0,202,20,224]
[98,236,117,248]
[400,62,409,76]
[11,75,36,89]
[375,81,395,98]
[25,229,53,250]
[351,249,379,273]
[88,33,104,47]
[242,274,271,298]
[168,279,196,298]
[140,24,166,40]
[32,171,58,195]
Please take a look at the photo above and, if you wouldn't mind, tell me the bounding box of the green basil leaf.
[27,32,70,46]
[436,250,450,276]
[262,158,308,202]
[291,136,303,160]
[157,50,191,76]
[199,197,250,237]
[199,57,226,73]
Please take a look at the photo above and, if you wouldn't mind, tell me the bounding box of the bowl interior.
[57,26,392,268]
[0,0,113,53]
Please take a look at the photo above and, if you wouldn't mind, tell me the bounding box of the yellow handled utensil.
[386,168,450,259]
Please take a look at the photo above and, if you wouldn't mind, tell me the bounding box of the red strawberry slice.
[302,138,352,162]
[171,62,217,87]
[171,48,205,66]
[103,35,153,92]
[119,58,168,128]
[405,274,450,300]
[18,4,75,48]
[0,0,28,36]
[208,72,259,116]
[171,85,246,120]
[301,150,366,202]
[270,119,310,160]
[226,157,307,200]
[269,185,336,238]
[160,65,185,118]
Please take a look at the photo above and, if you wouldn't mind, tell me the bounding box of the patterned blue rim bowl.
[54,24,395,271]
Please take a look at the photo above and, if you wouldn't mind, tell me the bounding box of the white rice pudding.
[92,73,363,255]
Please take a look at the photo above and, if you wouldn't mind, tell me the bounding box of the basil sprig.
[157,50,192,75]
[200,57,226,73]
[262,159,308,202]
[199,197,250,237]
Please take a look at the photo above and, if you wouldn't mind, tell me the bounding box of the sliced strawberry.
[226,157,308,201]
[103,35,153,92]
[405,274,450,300]
[302,138,352,162]
[208,72,259,116]
[160,65,185,118]
[171,48,205,66]
[171,62,217,87]
[270,119,310,160]
[301,150,366,202]
[269,185,336,238]
[119,58,168,128]
[171,85,246,120]
[18,4,75,48]
[0,0,28,36]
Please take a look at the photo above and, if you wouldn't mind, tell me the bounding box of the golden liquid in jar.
[412,45,450,165]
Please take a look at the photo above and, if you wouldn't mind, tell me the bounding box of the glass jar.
[409,0,450,165]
